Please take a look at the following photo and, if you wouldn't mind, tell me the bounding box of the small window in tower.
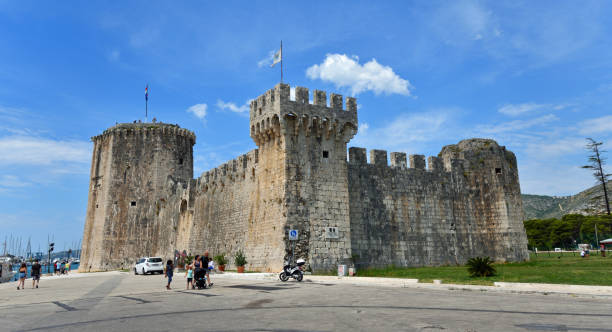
[495,168,502,175]
[322,150,329,158]
[96,204,99,208]
[179,158,183,165]
[259,108,262,115]
[131,201,136,207]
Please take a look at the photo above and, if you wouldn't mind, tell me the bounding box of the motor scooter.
[279,258,305,282]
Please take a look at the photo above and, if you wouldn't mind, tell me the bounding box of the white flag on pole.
[270,48,282,67]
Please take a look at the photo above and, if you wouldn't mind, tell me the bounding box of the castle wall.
[80,84,529,273]
[348,139,529,268]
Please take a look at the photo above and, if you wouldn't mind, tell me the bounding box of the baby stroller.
[194,268,207,289]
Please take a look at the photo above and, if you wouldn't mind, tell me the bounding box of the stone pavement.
[215,272,612,299]
[1,271,612,331]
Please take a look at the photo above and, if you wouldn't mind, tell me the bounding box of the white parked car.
[134,257,164,275]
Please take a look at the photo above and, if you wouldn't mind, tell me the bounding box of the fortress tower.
[250,83,358,271]
[80,122,195,271]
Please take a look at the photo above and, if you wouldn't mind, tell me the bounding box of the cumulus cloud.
[216,100,249,113]
[187,103,208,120]
[306,54,414,96]
[0,136,90,166]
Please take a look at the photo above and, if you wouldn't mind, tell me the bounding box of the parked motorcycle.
[279,258,305,282]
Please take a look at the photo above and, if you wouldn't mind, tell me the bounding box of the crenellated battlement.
[196,149,259,191]
[250,83,358,146]
[348,147,448,173]
[92,122,196,143]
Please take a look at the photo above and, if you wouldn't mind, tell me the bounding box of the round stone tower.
[80,122,195,271]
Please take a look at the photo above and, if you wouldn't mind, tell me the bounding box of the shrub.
[234,250,247,267]
[214,253,227,266]
[467,257,496,277]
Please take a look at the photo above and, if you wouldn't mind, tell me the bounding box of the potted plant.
[214,253,227,271]
[234,250,247,273]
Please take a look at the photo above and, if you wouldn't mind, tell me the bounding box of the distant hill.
[522,181,612,220]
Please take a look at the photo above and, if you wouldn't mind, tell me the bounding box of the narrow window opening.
[495,168,502,175]
[322,150,329,158]
[131,201,136,207]
[179,158,183,165]
[96,204,99,208]
[258,108,262,115]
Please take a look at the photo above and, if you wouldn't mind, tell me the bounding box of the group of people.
[165,250,214,290]
[53,260,71,275]
[16,260,41,290]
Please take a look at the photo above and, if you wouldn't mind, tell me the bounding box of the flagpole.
[145,84,148,122]
[280,40,283,83]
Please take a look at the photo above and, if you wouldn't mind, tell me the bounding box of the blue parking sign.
[289,229,299,240]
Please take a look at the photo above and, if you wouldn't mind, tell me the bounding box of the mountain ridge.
[522,180,612,219]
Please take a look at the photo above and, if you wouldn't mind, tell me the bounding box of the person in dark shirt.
[165,260,174,290]
[31,260,41,289]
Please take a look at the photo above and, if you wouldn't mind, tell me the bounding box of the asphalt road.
[0,272,611,332]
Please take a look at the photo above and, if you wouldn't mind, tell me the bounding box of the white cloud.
[0,136,90,166]
[498,102,570,116]
[476,114,558,134]
[0,175,30,188]
[352,110,452,150]
[306,54,414,96]
[432,1,500,44]
[578,115,612,135]
[216,100,249,113]
[187,103,208,120]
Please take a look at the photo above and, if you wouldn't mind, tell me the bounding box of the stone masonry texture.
[80,83,529,273]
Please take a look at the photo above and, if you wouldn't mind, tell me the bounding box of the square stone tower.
[250,83,358,271]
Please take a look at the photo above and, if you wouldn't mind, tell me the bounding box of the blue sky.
[1,1,612,253]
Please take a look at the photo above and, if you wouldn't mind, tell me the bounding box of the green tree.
[549,219,574,249]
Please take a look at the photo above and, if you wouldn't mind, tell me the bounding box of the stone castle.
[79,83,529,273]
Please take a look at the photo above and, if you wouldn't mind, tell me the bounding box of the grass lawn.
[352,252,612,286]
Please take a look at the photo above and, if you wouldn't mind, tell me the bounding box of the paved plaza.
[1,272,611,331]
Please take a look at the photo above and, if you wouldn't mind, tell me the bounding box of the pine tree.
[582,138,611,217]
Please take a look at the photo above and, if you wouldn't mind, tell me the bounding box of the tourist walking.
[66,261,70,274]
[31,260,41,289]
[165,259,174,290]
[185,261,193,290]
[60,261,66,275]
[17,263,26,290]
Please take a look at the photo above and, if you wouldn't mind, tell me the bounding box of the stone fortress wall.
[80,83,529,273]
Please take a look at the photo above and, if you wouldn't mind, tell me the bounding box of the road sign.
[289,229,299,241]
